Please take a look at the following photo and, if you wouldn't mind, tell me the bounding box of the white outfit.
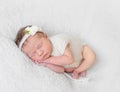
[49,34,86,68]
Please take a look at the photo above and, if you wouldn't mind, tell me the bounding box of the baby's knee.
[86,53,96,64]
[89,51,96,61]
[83,45,96,61]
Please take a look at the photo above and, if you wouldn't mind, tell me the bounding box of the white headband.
[19,26,42,50]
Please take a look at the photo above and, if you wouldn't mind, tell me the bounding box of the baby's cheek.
[29,57,35,61]
[29,55,37,61]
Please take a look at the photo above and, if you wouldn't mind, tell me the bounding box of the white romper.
[49,34,86,68]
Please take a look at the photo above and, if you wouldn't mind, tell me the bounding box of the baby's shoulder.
[49,33,69,40]
[49,33,70,56]
[51,33,68,38]
[49,33,83,43]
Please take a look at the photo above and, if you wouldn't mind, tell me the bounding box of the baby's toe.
[72,71,79,79]
[80,71,86,77]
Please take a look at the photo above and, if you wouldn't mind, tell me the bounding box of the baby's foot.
[80,71,86,77]
[72,70,79,79]
[65,67,76,73]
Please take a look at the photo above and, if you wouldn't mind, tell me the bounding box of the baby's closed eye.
[37,41,43,49]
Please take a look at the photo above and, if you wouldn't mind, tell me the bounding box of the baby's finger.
[34,60,39,64]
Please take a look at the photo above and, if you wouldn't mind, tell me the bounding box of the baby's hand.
[36,58,50,63]
[33,60,43,64]
[31,57,48,64]
[80,71,86,77]
[41,58,51,63]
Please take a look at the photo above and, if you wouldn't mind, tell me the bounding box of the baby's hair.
[15,25,44,47]
[15,25,31,46]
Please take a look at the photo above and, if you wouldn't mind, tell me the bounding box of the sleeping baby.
[15,25,96,79]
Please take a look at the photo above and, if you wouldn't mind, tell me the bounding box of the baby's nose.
[36,50,43,56]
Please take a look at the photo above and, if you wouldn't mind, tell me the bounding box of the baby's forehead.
[21,33,42,51]
[22,38,38,55]
[26,34,39,43]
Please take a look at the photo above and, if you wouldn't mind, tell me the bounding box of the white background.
[0,0,120,92]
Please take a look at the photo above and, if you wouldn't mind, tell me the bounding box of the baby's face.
[22,33,52,61]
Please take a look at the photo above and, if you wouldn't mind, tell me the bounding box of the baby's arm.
[46,64,64,73]
[40,63,64,73]
[40,62,65,73]
[42,44,74,66]
[77,45,96,72]
[72,45,96,78]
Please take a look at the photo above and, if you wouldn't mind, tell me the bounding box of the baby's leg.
[40,63,65,73]
[72,45,96,79]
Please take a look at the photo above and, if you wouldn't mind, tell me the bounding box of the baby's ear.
[44,33,48,38]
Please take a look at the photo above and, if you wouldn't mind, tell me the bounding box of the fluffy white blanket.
[0,0,120,92]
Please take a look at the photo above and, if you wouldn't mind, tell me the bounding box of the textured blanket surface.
[0,0,120,92]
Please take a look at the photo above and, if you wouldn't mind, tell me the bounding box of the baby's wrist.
[44,58,51,63]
